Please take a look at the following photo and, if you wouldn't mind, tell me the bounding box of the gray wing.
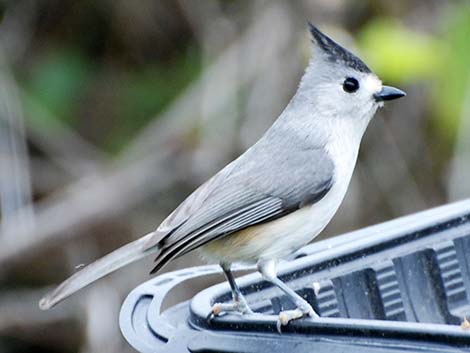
[147,141,334,273]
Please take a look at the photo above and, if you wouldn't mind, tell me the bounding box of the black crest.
[308,22,371,73]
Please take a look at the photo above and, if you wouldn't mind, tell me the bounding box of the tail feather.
[39,232,159,310]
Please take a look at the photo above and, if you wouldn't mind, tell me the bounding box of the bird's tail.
[39,231,159,310]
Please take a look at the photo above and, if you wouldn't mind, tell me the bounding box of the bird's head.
[295,23,405,128]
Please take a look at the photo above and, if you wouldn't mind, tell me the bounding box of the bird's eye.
[343,77,359,93]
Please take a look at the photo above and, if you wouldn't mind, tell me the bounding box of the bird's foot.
[208,295,254,321]
[276,303,319,333]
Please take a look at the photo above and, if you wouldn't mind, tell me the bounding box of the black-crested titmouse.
[39,23,405,327]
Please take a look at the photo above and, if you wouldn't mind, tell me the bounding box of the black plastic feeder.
[120,199,470,353]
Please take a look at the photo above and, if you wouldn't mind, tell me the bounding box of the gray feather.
[39,232,160,310]
[148,128,335,273]
[308,22,371,73]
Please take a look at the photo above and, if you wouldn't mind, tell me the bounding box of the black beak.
[374,85,406,102]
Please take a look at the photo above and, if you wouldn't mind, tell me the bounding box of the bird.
[39,22,405,328]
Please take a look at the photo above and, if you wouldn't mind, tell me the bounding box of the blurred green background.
[0,0,469,352]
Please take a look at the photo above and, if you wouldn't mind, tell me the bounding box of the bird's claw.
[276,305,318,333]
[208,296,254,322]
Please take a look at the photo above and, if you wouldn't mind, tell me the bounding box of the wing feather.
[145,136,335,273]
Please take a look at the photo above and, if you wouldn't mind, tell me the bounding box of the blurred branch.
[121,3,291,162]
[29,157,70,193]
[0,49,35,235]
[81,281,123,353]
[0,287,76,332]
[447,80,470,201]
[177,0,241,176]
[239,3,299,147]
[0,149,177,268]
[363,116,428,215]
[177,0,230,46]
[21,91,108,178]
[0,0,36,63]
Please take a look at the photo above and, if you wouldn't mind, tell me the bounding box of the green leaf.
[432,6,470,141]
[359,19,443,83]
[24,48,93,126]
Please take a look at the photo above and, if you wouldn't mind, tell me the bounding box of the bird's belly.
[199,180,347,264]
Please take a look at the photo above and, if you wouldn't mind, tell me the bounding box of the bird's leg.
[257,260,319,331]
[211,263,254,317]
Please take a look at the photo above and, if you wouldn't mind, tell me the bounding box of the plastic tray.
[120,199,470,352]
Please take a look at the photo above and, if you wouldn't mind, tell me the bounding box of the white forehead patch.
[363,74,382,93]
